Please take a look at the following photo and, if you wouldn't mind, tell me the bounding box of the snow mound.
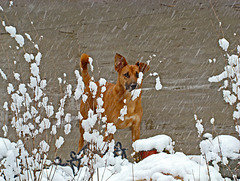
[110,152,223,181]
[132,135,174,153]
[200,135,240,162]
[0,138,15,159]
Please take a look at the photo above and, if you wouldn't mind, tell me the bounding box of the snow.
[5,26,25,47]
[82,109,97,132]
[24,53,31,62]
[64,124,71,135]
[89,81,97,98]
[105,123,117,136]
[236,125,240,136]
[0,17,239,181]
[28,76,37,89]
[227,54,238,66]
[132,135,174,153]
[210,135,240,160]
[50,125,57,135]
[9,1,13,7]
[39,118,51,133]
[137,72,143,85]
[208,71,227,82]
[155,76,162,90]
[5,26,16,37]
[150,72,162,90]
[131,88,141,101]
[19,83,27,95]
[223,90,237,105]
[3,101,8,111]
[0,134,239,180]
[219,38,229,51]
[30,63,39,76]
[102,152,223,181]
[200,134,240,170]
[35,52,42,65]
[0,138,14,159]
[74,70,85,100]
[210,117,215,124]
[13,72,20,81]
[15,34,24,47]
[118,105,127,121]
[0,68,7,80]
[89,57,94,72]
[195,116,204,137]
[2,125,8,137]
[55,136,64,149]
[39,140,49,153]
[99,77,106,86]
[25,33,32,41]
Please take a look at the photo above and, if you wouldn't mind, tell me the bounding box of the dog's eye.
[123,72,130,78]
[136,72,139,78]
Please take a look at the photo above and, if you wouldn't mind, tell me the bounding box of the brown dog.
[78,53,149,152]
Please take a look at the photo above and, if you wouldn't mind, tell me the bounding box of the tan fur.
[78,53,149,152]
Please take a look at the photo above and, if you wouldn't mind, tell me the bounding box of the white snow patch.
[99,78,106,86]
[30,63,39,76]
[64,124,71,135]
[105,123,116,136]
[223,90,237,105]
[2,125,8,137]
[7,83,14,94]
[55,136,64,149]
[88,57,94,72]
[137,72,143,85]
[15,34,24,47]
[155,76,162,90]
[200,135,240,163]
[13,72,20,81]
[39,140,49,153]
[35,52,42,65]
[131,88,141,101]
[0,138,15,159]
[132,135,174,153]
[195,118,204,137]
[25,33,32,41]
[218,38,229,51]
[118,105,127,121]
[5,26,16,37]
[89,81,97,98]
[208,71,227,82]
[0,68,7,80]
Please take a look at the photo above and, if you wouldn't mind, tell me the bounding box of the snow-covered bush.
[208,38,240,136]
[196,39,240,178]
[0,11,80,179]
[0,4,124,180]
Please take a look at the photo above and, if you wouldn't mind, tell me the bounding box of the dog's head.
[115,53,150,92]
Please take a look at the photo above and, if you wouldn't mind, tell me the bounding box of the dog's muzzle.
[126,82,138,91]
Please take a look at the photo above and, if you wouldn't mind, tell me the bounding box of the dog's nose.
[130,83,137,90]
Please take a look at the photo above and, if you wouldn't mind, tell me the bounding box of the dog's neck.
[114,78,132,102]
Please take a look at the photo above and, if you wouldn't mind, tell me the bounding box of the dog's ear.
[136,62,150,73]
[115,53,128,72]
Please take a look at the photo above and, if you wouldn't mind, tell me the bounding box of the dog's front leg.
[78,121,84,153]
[131,121,140,142]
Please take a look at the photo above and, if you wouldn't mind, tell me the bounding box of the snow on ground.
[0,135,239,181]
